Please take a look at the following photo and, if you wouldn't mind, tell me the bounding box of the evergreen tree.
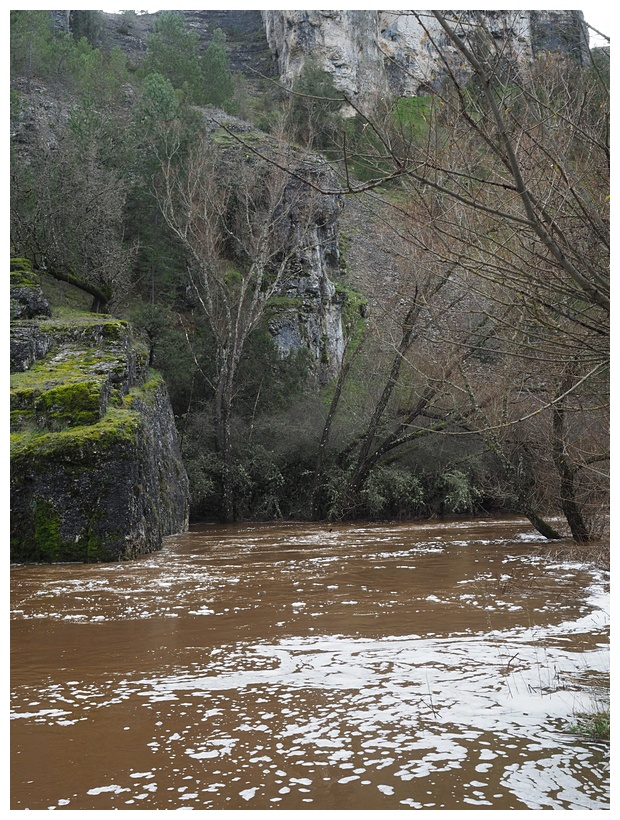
[201,28,235,111]
[144,12,202,103]
[10,10,66,81]
[69,11,103,47]
[288,60,345,150]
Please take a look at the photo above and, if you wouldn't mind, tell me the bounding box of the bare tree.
[301,11,609,539]
[154,131,325,521]
[156,13,608,536]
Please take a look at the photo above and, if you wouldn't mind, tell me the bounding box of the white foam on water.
[11,520,609,811]
[87,785,130,795]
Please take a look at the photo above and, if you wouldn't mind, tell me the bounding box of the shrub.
[360,465,424,519]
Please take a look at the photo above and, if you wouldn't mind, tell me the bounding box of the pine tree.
[201,28,235,111]
[144,12,202,104]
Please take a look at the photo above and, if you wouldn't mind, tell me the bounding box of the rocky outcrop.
[262,10,590,105]
[262,11,388,112]
[10,260,189,563]
[203,118,349,381]
[95,10,589,107]
[268,160,346,381]
[10,258,52,321]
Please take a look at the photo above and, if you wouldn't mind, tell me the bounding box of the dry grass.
[537,539,610,571]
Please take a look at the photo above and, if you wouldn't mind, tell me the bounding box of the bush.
[360,465,424,519]
[287,59,345,150]
[437,470,483,514]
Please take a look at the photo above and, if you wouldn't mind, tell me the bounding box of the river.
[10,517,609,810]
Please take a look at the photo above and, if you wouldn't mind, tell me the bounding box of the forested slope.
[10,10,609,543]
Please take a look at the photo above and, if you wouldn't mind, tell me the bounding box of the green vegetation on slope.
[9,11,609,536]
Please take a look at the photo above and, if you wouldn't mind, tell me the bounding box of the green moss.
[11,405,142,469]
[32,499,62,562]
[11,369,164,457]
[18,497,111,563]
[267,295,304,311]
[37,313,128,338]
[125,370,165,406]
[38,380,103,428]
[10,331,134,426]
[12,362,110,430]
[101,319,130,341]
[335,282,368,339]
[11,407,140,448]
[10,270,40,289]
[10,257,39,288]
[10,257,34,273]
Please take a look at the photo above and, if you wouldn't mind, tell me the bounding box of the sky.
[581,6,612,45]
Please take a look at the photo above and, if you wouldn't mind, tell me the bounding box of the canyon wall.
[262,10,590,105]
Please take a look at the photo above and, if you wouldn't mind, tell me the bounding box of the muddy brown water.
[11,517,609,810]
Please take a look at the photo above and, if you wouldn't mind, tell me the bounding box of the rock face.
[262,11,388,112]
[203,118,348,381]
[262,10,590,105]
[268,160,346,381]
[10,258,52,322]
[10,260,190,563]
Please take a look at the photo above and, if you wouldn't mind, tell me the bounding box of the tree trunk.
[311,333,367,518]
[214,373,235,524]
[552,383,590,542]
[44,263,110,313]
[522,508,563,541]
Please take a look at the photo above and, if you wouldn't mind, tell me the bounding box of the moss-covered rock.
[10,290,189,563]
[11,377,189,563]
[10,257,51,320]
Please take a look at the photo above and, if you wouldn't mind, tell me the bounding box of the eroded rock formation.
[262,10,590,105]
[267,160,345,381]
[203,116,348,381]
[10,259,190,563]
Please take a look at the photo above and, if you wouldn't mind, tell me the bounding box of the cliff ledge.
[10,259,190,563]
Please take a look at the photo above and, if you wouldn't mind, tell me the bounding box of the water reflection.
[11,517,609,809]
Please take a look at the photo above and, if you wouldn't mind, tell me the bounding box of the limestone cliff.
[267,160,345,381]
[262,10,590,105]
[205,117,348,381]
[262,11,388,112]
[10,259,190,563]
